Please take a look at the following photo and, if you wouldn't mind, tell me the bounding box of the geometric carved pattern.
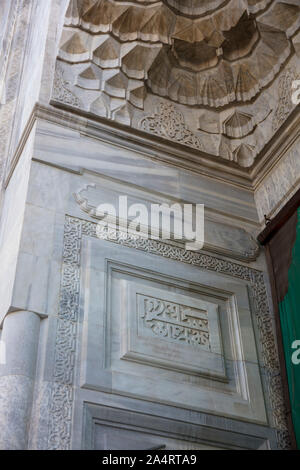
[52,0,300,167]
[48,217,81,450]
[139,294,210,349]
[47,216,291,450]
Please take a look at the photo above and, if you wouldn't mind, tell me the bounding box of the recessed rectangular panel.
[80,237,267,424]
[121,284,226,380]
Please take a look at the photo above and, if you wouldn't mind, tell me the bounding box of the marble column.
[0,310,40,449]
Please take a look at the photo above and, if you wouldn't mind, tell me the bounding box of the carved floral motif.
[140,103,203,150]
[273,68,300,131]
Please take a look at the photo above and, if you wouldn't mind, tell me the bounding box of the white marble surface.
[0,0,295,450]
[0,127,35,323]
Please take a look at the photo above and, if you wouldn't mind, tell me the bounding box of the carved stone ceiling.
[53,0,300,168]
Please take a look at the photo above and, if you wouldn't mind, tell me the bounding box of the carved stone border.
[0,0,31,186]
[47,215,290,450]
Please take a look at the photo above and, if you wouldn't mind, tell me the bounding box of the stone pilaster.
[0,310,40,449]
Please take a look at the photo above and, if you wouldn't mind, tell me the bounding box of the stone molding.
[4,103,299,199]
[73,182,260,262]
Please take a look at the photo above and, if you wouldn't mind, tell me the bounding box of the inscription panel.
[138,295,210,349]
[121,283,225,380]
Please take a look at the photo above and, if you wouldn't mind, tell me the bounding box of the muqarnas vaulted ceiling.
[53,0,300,168]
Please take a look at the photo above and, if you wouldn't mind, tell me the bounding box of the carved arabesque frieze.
[140,102,203,151]
[47,215,291,450]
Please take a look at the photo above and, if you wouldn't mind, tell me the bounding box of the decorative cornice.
[4,101,299,196]
[40,102,254,188]
[73,182,260,262]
